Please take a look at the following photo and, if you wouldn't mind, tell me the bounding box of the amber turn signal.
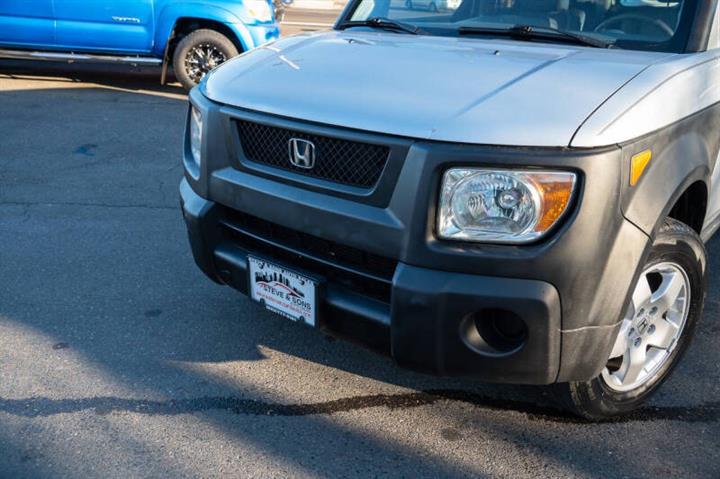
[630,150,652,186]
[531,173,577,233]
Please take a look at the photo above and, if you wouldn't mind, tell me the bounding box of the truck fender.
[153,3,253,58]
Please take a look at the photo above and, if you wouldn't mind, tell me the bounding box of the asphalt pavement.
[1,35,720,479]
[281,8,341,36]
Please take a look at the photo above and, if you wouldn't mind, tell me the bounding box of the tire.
[554,218,707,421]
[172,29,239,91]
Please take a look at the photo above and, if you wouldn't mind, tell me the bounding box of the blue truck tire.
[173,28,239,91]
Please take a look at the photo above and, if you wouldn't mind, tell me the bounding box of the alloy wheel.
[184,43,228,84]
[602,262,691,392]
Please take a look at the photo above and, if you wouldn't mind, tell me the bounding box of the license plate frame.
[247,256,319,327]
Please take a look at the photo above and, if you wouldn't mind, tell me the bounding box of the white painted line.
[278,54,300,70]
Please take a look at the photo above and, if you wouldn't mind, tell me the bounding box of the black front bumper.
[181,179,562,384]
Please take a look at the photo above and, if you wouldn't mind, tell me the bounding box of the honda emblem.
[288,138,316,169]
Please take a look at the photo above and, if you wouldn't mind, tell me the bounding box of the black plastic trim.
[686,0,719,52]
[219,106,413,208]
[181,181,563,383]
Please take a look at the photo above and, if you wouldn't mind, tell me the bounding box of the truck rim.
[185,43,227,84]
[601,262,690,392]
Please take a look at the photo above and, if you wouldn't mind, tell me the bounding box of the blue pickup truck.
[0,0,280,90]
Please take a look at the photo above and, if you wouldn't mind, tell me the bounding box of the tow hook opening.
[460,309,528,357]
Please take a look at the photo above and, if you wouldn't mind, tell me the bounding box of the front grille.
[218,209,396,303]
[236,120,390,188]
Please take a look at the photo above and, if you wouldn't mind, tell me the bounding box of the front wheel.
[173,29,239,91]
[555,218,706,420]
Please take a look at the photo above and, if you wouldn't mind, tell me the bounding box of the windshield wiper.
[459,24,613,49]
[337,17,424,35]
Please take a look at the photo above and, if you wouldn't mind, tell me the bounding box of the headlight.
[245,0,273,22]
[189,106,203,168]
[437,169,576,244]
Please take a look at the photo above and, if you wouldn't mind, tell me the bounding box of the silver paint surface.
[204,30,669,147]
[572,50,720,147]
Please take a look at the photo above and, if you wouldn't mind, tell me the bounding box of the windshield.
[343,0,700,52]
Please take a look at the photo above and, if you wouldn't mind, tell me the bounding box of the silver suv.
[181,0,720,420]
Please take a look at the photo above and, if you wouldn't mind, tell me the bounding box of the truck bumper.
[183,179,563,384]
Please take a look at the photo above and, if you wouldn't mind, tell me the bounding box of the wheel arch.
[166,18,247,59]
[154,4,254,64]
[667,180,708,235]
[619,104,719,240]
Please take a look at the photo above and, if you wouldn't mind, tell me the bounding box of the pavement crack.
[0,390,717,424]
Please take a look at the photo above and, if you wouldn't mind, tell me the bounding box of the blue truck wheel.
[173,29,239,91]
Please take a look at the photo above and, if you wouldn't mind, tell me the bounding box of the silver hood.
[204,30,670,147]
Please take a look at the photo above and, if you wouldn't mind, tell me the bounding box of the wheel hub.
[184,43,227,84]
[601,262,690,392]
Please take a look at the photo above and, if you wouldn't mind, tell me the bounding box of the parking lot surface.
[280,7,340,36]
[1,63,719,479]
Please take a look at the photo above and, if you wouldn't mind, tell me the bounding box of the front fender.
[619,103,720,238]
[153,3,254,55]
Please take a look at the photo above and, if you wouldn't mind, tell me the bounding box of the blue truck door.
[0,0,55,48]
[54,0,155,53]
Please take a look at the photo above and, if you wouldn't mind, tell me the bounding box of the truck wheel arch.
[168,18,246,58]
[154,2,254,54]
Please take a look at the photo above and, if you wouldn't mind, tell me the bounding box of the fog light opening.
[460,309,528,357]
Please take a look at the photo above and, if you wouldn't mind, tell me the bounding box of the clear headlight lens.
[245,0,273,22]
[438,169,577,244]
[189,106,203,168]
